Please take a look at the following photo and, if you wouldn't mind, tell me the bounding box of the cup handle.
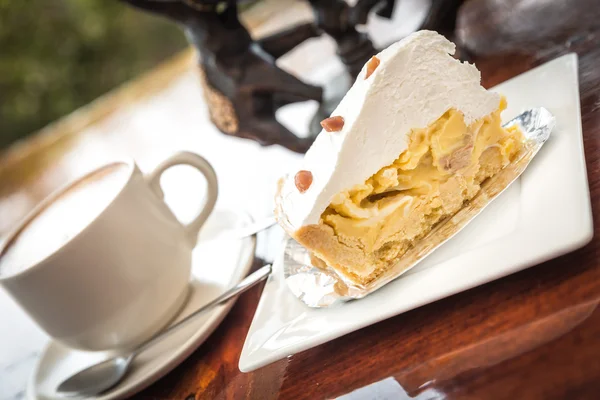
[145,151,218,246]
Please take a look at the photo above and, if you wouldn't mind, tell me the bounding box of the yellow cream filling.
[321,98,523,253]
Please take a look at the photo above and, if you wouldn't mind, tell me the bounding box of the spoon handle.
[135,264,272,355]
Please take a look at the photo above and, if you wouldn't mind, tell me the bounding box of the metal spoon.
[56,264,272,398]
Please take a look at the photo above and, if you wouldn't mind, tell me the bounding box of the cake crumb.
[365,56,380,79]
[295,170,313,193]
[321,116,345,132]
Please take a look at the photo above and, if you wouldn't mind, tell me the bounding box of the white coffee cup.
[0,151,218,351]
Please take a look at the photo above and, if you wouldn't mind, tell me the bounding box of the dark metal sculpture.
[122,0,463,153]
[123,0,324,152]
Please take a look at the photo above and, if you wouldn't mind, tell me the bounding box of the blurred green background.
[0,0,188,150]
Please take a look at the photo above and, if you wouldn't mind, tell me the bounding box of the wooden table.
[1,0,599,398]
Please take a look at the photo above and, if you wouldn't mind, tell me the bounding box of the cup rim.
[0,159,135,281]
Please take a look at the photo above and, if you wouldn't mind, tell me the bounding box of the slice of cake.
[275,31,523,286]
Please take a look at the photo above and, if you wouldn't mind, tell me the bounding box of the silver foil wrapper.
[280,108,556,308]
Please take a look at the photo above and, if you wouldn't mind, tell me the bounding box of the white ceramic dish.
[27,209,256,400]
[239,53,593,372]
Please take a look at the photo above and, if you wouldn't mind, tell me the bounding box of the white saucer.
[27,209,256,400]
[239,53,593,372]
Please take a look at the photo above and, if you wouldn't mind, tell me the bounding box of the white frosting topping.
[278,30,500,230]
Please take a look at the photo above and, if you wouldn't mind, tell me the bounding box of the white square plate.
[239,53,593,372]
